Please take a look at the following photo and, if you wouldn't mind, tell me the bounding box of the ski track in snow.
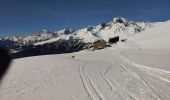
[79,65,106,100]
[118,60,162,100]
[120,56,170,86]
[83,66,106,100]
[1,21,170,100]
[120,56,170,100]
[79,65,96,100]
[78,55,170,100]
[1,51,170,100]
[100,70,139,100]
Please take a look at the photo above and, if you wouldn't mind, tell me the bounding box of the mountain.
[0,36,21,49]
[55,28,75,36]
[12,38,90,58]
[21,29,57,45]
[0,17,155,58]
[35,17,152,45]
[88,17,151,41]
[1,19,170,100]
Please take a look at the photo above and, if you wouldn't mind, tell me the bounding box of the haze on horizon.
[0,0,170,36]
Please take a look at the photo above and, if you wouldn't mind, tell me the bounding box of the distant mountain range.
[0,17,156,58]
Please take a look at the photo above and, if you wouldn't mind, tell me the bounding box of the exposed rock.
[92,39,107,50]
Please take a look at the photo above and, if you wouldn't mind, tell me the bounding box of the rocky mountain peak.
[57,28,75,35]
[112,17,128,24]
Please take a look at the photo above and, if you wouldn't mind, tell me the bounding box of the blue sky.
[0,0,170,36]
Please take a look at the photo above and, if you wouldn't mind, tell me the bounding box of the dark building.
[108,36,119,44]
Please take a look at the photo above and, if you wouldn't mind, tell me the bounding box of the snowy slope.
[127,21,170,51]
[34,35,70,46]
[1,20,170,99]
[1,19,170,100]
[1,46,170,100]
[117,20,170,73]
[70,28,98,43]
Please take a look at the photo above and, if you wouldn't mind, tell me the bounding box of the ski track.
[120,56,170,74]
[79,65,96,100]
[100,70,139,100]
[119,58,162,100]
[120,56,170,85]
[1,52,170,100]
[79,55,170,100]
[108,76,140,100]
[100,71,113,91]
[83,66,106,100]
[79,65,106,100]
[119,56,170,100]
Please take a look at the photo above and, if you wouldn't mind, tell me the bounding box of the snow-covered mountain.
[55,28,75,36]
[21,29,57,45]
[0,17,156,58]
[35,17,152,45]
[84,17,151,41]
[1,17,152,46]
[1,20,170,100]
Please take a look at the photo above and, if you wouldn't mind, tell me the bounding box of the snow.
[127,21,170,51]
[55,28,75,36]
[70,28,98,43]
[9,36,20,42]
[1,42,170,100]
[0,19,170,100]
[32,17,152,46]
[89,17,152,42]
[34,35,70,46]
[119,20,170,72]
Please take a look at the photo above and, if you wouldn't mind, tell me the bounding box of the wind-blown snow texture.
[0,20,170,100]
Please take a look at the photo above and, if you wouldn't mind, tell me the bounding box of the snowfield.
[128,21,170,51]
[0,21,170,100]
